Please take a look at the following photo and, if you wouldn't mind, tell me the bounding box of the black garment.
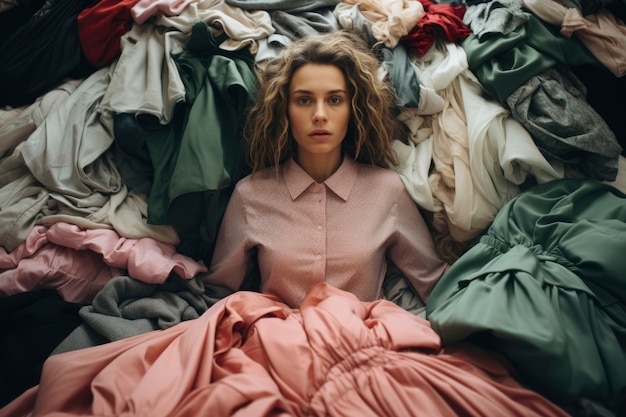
[0,0,98,107]
[571,64,626,157]
[0,0,47,45]
[0,290,82,407]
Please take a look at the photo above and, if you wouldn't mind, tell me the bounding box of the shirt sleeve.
[388,185,450,303]
[202,186,253,292]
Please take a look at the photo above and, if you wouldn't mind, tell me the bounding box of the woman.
[204,31,449,308]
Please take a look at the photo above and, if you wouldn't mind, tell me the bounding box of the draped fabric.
[427,178,626,411]
[0,283,570,417]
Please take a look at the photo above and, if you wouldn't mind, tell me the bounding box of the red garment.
[1,283,569,417]
[77,0,140,67]
[401,0,472,55]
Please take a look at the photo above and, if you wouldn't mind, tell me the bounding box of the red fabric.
[401,0,472,55]
[77,0,140,67]
[1,283,569,417]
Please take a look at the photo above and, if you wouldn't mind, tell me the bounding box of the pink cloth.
[0,283,569,417]
[206,156,449,307]
[0,222,207,303]
[131,0,195,24]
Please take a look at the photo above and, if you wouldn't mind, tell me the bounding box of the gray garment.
[53,274,233,354]
[382,263,426,318]
[381,43,422,109]
[463,0,530,40]
[0,67,178,250]
[506,66,622,181]
[0,78,81,158]
[270,7,339,41]
[53,264,426,355]
[226,0,340,13]
[0,68,120,251]
[254,33,293,62]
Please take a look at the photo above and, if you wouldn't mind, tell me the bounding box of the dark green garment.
[462,15,598,105]
[145,22,257,265]
[426,179,626,410]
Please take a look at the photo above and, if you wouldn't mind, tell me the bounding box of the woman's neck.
[295,153,343,183]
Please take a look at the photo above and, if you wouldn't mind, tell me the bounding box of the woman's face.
[288,63,351,166]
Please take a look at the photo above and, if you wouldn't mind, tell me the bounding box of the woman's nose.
[313,104,328,122]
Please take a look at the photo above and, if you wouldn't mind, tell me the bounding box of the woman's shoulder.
[233,166,282,195]
[355,162,406,191]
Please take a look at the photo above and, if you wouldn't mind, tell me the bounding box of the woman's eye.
[297,97,311,105]
[328,96,343,104]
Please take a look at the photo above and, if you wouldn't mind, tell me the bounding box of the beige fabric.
[524,0,626,77]
[156,0,274,54]
[392,41,564,244]
[338,0,425,48]
[0,69,179,251]
[0,79,82,157]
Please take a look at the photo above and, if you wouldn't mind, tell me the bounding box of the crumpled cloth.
[1,283,569,417]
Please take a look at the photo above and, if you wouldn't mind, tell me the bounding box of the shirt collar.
[283,156,358,202]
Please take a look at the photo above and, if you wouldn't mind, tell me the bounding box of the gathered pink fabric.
[0,222,207,303]
[1,283,569,417]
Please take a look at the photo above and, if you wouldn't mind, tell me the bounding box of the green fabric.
[145,21,256,264]
[462,15,599,104]
[426,179,626,409]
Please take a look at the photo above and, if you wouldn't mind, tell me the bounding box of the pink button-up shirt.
[205,156,449,308]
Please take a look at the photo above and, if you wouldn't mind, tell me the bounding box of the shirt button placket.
[316,186,326,278]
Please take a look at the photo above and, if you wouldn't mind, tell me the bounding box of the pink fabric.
[131,0,195,24]
[206,156,449,307]
[0,283,569,417]
[0,223,207,303]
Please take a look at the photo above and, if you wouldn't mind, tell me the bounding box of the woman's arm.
[388,185,450,303]
[201,187,253,292]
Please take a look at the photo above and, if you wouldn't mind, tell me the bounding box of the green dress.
[426,179,626,410]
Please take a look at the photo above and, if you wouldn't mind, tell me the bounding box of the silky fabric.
[77,0,138,67]
[426,178,626,411]
[400,0,471,55]
[0,283,570,417]
[462,14,598,105]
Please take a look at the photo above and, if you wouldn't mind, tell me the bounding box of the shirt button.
[316,254,322,260]
[317,225,322,231]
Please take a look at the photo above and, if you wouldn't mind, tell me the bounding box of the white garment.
[392,41,564,242]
